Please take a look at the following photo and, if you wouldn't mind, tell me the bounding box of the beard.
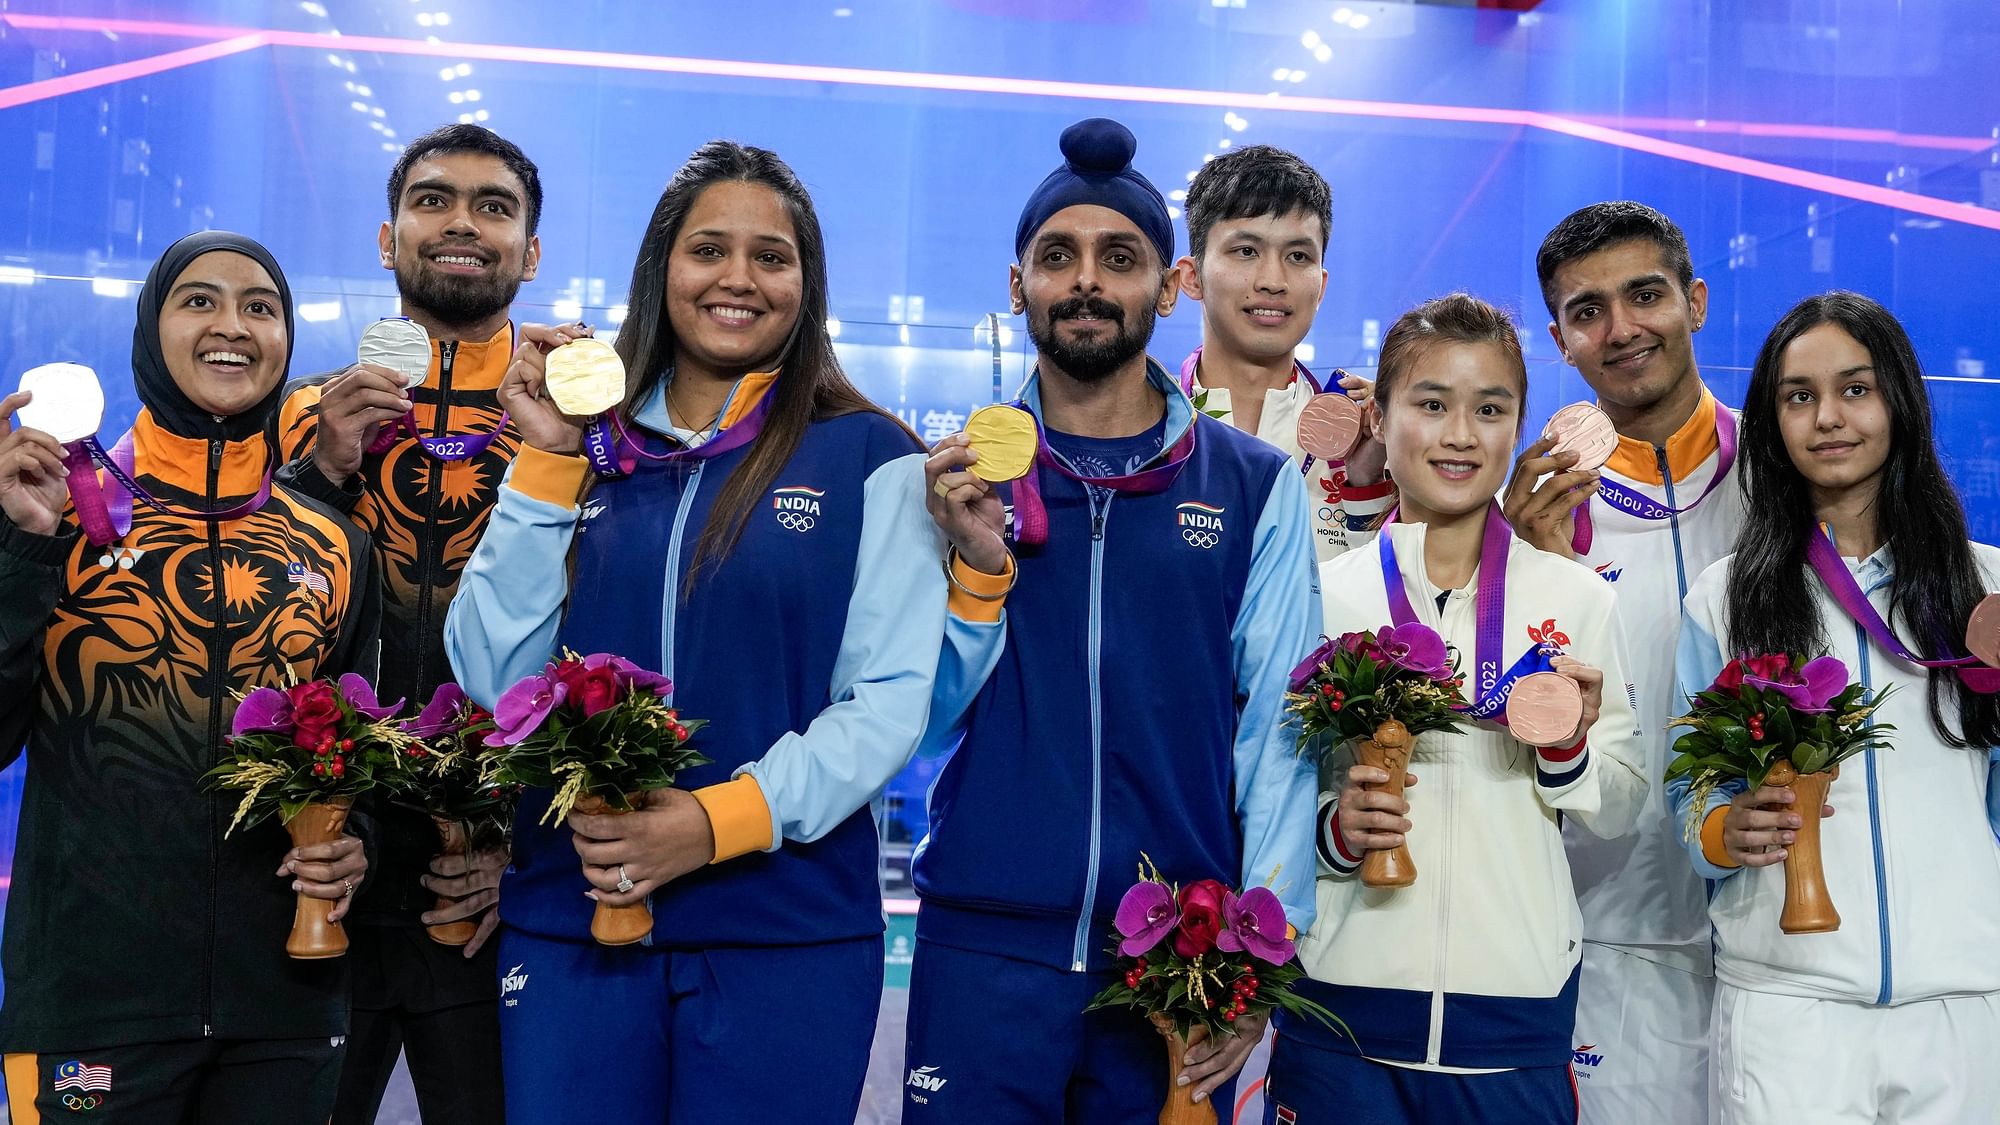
[394,243,525,331]
[1026,295,1154,383]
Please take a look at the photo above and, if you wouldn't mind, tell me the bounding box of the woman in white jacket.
[1264,294,1647,1125]
[1672,291,2000,1125]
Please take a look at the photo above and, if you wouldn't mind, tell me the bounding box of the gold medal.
[963,404,1038,482]
[543,337,625,417]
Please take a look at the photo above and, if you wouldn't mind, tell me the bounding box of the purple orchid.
[1744,655,1850,714]
[231,686,293,736]
[586,652,673,697]
[1287,637,1339,693]
[1216,886,1297,966]
[485,671,568,747]
[1113,881,1179,958]
[338,673,404,721]
[405,683,470,739]
[1376,622,1451,680]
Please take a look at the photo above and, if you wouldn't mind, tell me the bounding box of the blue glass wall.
[3,0,1998,1045]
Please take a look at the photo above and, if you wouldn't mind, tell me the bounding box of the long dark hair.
[1729,290,1999,747]
[613,141,907,582]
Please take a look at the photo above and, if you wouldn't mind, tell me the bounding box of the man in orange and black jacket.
[275,123,546,1125]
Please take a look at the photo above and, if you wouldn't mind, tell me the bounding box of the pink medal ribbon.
[65,432,271,546]
[580,390,773,478]
[1805,523,2000,693]
[1005,400,1195,547]
[1377,502,1576,737]
[1570,407,1737,555]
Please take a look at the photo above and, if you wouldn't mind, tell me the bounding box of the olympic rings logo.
[1183,528,1220,550]
[62,1093,102,1110]
[776,512,817,533]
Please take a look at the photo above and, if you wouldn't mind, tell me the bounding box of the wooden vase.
[573,793,653,946]
[1765,760,1841,934]
[1357,719,1417,888]
[284,798,352,960]
[425,816,478,947]
[1148,1013,1219,1125]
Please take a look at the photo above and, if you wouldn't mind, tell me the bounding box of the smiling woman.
[0,230,382,1124]
[442,139,945,1125]
[157,251,291,419]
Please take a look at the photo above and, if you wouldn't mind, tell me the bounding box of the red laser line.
[0,31,268,111]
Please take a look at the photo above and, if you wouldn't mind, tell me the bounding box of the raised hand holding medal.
[0,374,85,536]
[1501,401,1612,558]
[496,321,596,454]
[924,407,1019,579]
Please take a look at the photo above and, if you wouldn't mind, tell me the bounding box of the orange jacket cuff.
[693,775,774,863]
[1700,804,1739,869]
[948,553,1014,623]
[507,445,592,508]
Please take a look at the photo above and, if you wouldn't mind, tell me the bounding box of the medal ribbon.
[1378,502,1558,723]
[1805,523,2000,692]
[1570,407,1737,554]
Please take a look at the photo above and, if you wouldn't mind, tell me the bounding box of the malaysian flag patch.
[53,1060,112,1092]
[286,562,330,596]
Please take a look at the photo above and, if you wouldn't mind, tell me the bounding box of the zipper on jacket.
[1657,447,1689,599]
[1425,700,1454,1066]
[1070,489,1112,971]
[202,437,226,1036]
[661,461,705,696]
[409,340,458,698]
[1856,619,1894,1003]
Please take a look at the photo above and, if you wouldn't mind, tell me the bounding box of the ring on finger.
[933,478,952,499]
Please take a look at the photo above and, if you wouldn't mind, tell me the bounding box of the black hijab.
[131,230,295,442]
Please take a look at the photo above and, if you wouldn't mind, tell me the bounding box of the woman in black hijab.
[0,231,381,1122]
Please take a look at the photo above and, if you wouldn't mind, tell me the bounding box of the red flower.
[1746,653,1794,683]
[1713,658,1747,693]
[550,661,621,718]
[289,681,341,750]
[1173,879,1228,958]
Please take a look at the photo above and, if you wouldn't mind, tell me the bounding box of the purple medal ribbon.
[65,432,272,546]
[581,390,773,478]
[1805,524,2000,693]
[1179,346,1328,478]
[1571,406,1737,554]
[367,411,512,461]
[1006,398,1196,547]
[1378,501,1556,723]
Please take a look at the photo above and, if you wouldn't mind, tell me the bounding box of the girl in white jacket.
[1671,291,2000,1125]
[1264,294,1647,1125]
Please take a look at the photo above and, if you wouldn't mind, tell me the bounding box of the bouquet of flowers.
[1086,856,1344,1125]
[479,650,708,945]
[396,683,521,946]
[1666,653,1894,934]
[1285,625,1467,887]
[203,672,412,958]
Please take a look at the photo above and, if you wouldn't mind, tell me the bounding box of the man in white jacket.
[1174,145,1393,561]
[1504,201,1745,1125]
